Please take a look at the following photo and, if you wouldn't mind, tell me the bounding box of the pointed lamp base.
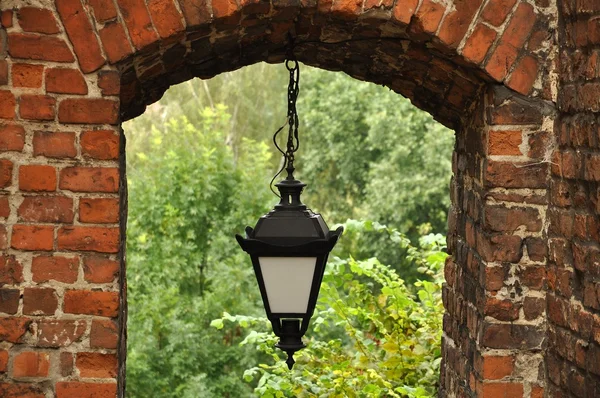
[275,319,306,370]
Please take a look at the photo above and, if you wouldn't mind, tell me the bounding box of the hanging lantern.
[236,59,343,369]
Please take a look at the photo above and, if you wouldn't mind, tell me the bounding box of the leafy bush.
[213,221,447,397]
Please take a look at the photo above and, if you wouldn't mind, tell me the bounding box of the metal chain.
[270,58,301,197]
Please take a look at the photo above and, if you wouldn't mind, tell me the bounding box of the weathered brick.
[0,197,9,218]
[12,352,50,378]
[507,55,539,95]
[0,91,16,119]
[1,10,13,28]
[23,288,58,315]
[19,165,56,192]
[81,130,120,160]
[63,290,119,316]
[56,0,107,73]
[410,0,446,35]
[148,0,184,38]
[80,198,119,224]
[98,71,120,96]
[481,0,517,27]
[37,320,86,347]
[0,350,7,372]
[84,256,119,283]
[32,255,79,283]
[18,196,74,223]
[99,22,134,63]
[11,225,54,251]
[437,0,483,48]
[462,24,497,64]
[58,98,119,124]
[0,125,26,152]
[488,130,522,156]
[89,0,119,22]
[482,322,544,349]
[60,352,74,377]
[485,161,547,188]
[55,382,117,398]
[76,352,118,378]
[58,226,120,253]
[178,0,211,26]
[482,355,515,380]
[60,167,119,193]
[17,8,60,34]
[0,317,32,343]
[46,68,88,95]
[0,289,20,314]
[90,319,118,348]
[0,255,23,285]
[33,131,77,158]
[0,159,13,188]
[19,95,56,121]
[12,63,44,88]
[116,0,159,49]
[8,34,75,63]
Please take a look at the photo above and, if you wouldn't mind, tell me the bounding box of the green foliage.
[298,68,454,238]
[213,221,447,397]
[125,105,274,397]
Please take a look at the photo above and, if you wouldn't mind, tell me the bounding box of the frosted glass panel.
[259,257,317,314]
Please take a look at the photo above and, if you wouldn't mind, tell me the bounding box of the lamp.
[236,59,343,369]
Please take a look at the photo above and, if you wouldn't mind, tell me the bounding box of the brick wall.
[546,1,600,396]
[0,0,575,397]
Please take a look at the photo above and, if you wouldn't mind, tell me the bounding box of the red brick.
[56,382,117,398]
[84,256,119,283]
[116,0,159,49]
[481,382,524,396]
[485,42,518,82]
[484,297,520,321]
[1,10,13,28]
[0,383,44,398]
[507,55,539,95]
[12,352,50,378]
[80,198,119,224]
[0,350,7,372]
[438,0,483,48]
[392,0,418,24]
[56,0,107,73]
[0,289,20,314]
[19,95,56,121]
[58,98,119,124]
[99,22,134,63]
[488,130,523,156]
[32,255,79,283]
[60,352,74,377]
[481,0,518,26]
[90,319,118,348]
[81,130,120,160]
[0,90,16,119]
[98,71,120,96]
[482,355,515,379]
[0,197,9,218]
[485,161,547,188]
[11,225,54,251]
[19,165,56,192]
[0,317,32,343]
[63,290,119,316]
[8,33,75,63]
[462,24,497,64]
[178,0,211,26]
[148,0,184,38]
[0,124,26,152]
[76,352,117,378]
[411,0,446,35]
[60,167,119,193]
[12,64,44,88]
[502,2,536,49]
[23,288,58,315]
[33,131,77,158]
[89,0,119,22]
[0,61,7,85]
[0,255,23,285]
[58,226,120,253]
[0,225,6,249]
[0,159,13,188]
[46,68,88,95]
[37,320,86,347]
[17,7,60,34]
[18,196,74,223]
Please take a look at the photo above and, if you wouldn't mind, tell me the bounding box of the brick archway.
[2,1,598,397]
